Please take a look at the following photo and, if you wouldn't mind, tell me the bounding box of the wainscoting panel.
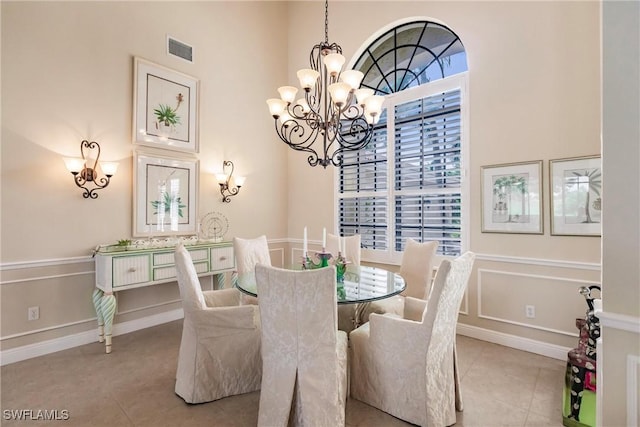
[477,268,599,337]
[269,247,285,268]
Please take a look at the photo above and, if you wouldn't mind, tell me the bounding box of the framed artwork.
[550,155,602,236]
[133,152,199,237]
[133,57,199,153]
[481,161,543,234]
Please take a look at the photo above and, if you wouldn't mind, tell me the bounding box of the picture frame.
[550,155,602,236]
[133,57,199,153]
[133,152,199,237]
[481,160,543,234]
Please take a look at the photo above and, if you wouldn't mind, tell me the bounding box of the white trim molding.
[1,313,570,366]
[597,310,640,334]
[0,256,93,271]
[0,309,184,366]
[476,253,601,271]
[0,270,94,286]
[457,322,571,360]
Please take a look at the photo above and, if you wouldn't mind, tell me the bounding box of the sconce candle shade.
[64,140,117,199]
[218,160,244,203]
[63,157,85,173]
[100,162,119,176]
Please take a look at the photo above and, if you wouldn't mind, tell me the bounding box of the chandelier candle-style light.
[266,0,384,168]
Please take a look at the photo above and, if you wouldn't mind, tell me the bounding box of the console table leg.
[217,272,226,289]
[101,293,117,354]
[92,288,105,343]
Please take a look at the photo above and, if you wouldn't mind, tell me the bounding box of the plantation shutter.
[394,89,462,255]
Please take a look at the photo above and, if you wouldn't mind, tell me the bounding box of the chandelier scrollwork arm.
[266,0,385,168]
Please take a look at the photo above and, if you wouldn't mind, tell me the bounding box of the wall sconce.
[216,160,245,203]
[63,140,118,199]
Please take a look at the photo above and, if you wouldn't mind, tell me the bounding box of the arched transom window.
[354,21,467,95]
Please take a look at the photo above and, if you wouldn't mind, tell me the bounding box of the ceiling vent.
[167,36,193,63]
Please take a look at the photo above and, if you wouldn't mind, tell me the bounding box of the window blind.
[339,197,388,250]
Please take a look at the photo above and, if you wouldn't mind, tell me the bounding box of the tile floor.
[1,320,566,426]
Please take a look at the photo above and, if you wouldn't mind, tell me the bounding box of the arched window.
[337,20,468,259]
[355,21,467,94]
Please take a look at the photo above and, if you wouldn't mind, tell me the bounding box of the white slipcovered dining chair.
[350,251,475,426]
[364,239,438,321]
[174,244,262,404]
[233,235,271,304]
[255,264,348,427]
[326,233,362,332]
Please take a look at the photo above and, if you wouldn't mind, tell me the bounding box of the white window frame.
[335,73,470,265]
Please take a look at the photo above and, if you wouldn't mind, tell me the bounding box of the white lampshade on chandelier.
[266,0,384,168]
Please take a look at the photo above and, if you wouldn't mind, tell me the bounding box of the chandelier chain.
[324,0,329,44]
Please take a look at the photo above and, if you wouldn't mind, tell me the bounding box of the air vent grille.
[167,36,193,63]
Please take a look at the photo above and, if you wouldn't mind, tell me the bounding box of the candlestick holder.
[334,252,347,283]
[302,250,332,270]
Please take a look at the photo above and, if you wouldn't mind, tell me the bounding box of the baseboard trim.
[457,323,571,360]
[0,309,184,366]
[2,311,570,366]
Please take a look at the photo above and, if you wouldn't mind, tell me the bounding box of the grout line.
[522,367,542,426]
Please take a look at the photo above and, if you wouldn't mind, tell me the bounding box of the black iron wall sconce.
[63,140,118,199]
[216,160,245,203]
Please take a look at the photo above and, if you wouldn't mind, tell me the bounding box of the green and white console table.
[93,241,234,353]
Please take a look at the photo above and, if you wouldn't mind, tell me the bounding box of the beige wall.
[1,1,290,350]
[285,1,601,350]
[1,1,605,362]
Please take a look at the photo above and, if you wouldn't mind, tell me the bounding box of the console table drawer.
[113,255,150,287]
[211,246,234,271]
[153,248,208,266]
[153,261,209,281]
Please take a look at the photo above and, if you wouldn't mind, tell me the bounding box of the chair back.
[399,239,439,300]
[327,233,361,266]
[423,251,475,423]
[423,252,474,336]
[233,235,271,274]
[175,244,206,313]
[255,264,343,426]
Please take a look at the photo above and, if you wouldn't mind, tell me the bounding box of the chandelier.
[266,0,384,168]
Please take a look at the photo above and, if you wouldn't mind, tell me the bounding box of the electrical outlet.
[28,306,39,321]
[525,305,535,319]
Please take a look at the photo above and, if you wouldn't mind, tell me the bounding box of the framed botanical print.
[550,155,602,236]
[133,57,199,153]
[481,161,543,234]
[133,152,199,237]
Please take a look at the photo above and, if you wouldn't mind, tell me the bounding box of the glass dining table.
[235,265,406,327]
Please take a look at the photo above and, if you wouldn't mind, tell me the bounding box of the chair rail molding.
[596,310,640,334]
[0,255,94,271]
